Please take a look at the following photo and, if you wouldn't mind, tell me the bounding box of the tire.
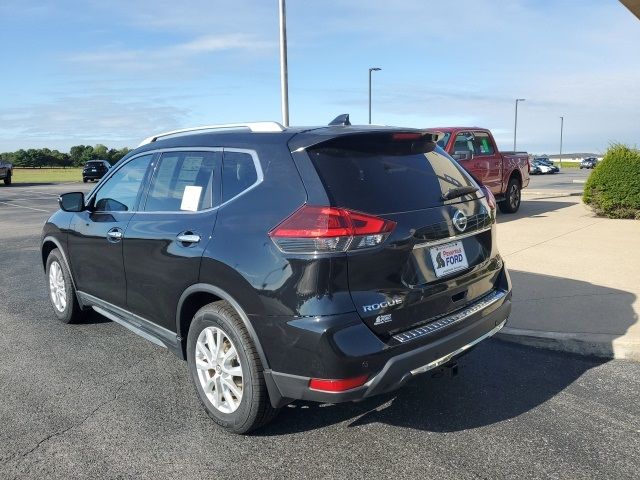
[498,176,522,214]
[187,301,277,434]
[3,171,11,185]
[83,178,88,183]
[45,248,85,324]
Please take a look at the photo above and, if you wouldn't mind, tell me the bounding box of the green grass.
[557,162,581,169]
[12,168,83,184]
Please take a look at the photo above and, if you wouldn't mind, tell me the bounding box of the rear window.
[307,135,477,214]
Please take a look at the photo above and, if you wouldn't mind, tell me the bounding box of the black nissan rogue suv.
[42,121,512,433]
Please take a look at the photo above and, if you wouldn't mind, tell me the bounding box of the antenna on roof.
[328,114,351,126]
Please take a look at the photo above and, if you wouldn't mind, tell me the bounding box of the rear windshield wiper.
[441,185,478,201]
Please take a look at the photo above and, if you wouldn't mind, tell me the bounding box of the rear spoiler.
[290,117,444,151]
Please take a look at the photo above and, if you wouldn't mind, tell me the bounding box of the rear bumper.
[261,267,512,407]
[82,172,105,179]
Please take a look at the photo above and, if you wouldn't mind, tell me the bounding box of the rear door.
[123,149,221,331]
[306,135,498,338]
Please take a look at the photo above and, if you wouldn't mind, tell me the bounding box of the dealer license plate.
[430,240,469,278]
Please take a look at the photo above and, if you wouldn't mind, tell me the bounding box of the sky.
[0,0,638,154]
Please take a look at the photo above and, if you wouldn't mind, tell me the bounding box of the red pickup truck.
[434,127,529,213]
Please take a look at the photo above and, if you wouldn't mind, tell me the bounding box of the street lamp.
[368,67,381,124]
[513,98,525,151]
[559,116,564,168]
[278,0,289,126]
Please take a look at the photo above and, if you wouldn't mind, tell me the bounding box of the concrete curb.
[497,327,640,361]
[522,191,583,198]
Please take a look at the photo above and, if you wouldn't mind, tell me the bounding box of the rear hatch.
[304,132,501,339]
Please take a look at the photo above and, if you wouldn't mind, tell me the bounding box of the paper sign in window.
[180,185,202,212]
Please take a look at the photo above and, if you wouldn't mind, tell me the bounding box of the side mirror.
[453,151,473,161]
[58,192,85,212]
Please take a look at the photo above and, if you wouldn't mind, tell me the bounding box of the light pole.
[368,67,381,124]
[559,116,564,168]
[513,98,525,151]
[278,0,289,126]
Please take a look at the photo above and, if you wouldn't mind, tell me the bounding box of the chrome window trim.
[86,147,264,215]
[85,152,156,214]
[413,225,492,250]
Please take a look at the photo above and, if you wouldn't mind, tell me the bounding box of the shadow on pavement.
[258,341,605,436]
[506,270,638,350]
[257,272,635,436]
[497,199,576,224]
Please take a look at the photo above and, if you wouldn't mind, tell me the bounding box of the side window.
[144,151,219,212]
[473,132,495,155]
[436,132,450,149]
[222,151,259,203]
[93,154,152,212]
[453,132,474,155]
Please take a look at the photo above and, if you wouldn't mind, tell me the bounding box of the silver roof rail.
[138,122,286,147]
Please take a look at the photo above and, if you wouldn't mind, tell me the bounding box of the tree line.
[0,144,131,168]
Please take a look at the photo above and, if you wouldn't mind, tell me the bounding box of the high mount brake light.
[480,185,497,212]
[269,205,396,254]
[392,133,423,141]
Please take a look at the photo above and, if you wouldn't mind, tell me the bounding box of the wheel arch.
[176,283,269,371]
[509,167,523,186]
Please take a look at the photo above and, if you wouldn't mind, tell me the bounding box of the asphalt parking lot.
[527,167,590,193]
[1,174,639,480]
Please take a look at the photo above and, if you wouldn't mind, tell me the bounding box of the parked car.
[529,161,542,175]
[42,120,513,433]
[0,159,13,185]
[82,160,111,182]
[435,128,529,213]
[534,158,559,173]
[531,159,556,174]
[580,157,598,169]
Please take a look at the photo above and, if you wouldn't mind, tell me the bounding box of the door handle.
[107,228,123,242]
[177,233,201,244]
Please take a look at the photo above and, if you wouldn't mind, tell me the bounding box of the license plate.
[430,240,469,278]
[91,169,96,172]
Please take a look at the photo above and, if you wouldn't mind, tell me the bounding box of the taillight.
[309,375,369,392]
[269,205,396,254]
[480,185,497,218]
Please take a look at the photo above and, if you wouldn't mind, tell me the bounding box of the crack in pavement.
[1,359,146,472]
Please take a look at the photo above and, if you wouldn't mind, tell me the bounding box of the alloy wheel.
[510,183,520,209]
[195,326,244,413]
[48,261,67,312]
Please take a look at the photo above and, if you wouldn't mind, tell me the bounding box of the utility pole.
[368,67,381,124]
[514,98,525,151]
[559,116,564,168]
[278,0,289,126]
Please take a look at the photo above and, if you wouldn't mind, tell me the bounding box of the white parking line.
[10,189,60,197]
[0,201,50,212]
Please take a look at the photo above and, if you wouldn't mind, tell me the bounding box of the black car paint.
[42,126,512,408]
[83,161,110,181]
